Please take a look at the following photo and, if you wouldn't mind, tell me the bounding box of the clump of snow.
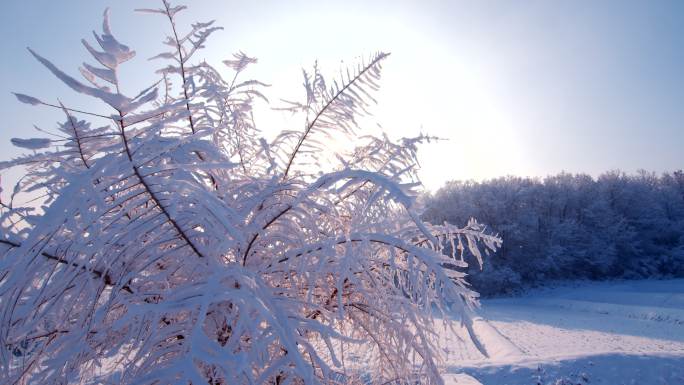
[10,137,51,150]
[12,92,42,105]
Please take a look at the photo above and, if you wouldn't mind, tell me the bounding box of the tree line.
[423,170,684,296]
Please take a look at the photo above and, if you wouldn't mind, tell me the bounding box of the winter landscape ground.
[440,279,684,384]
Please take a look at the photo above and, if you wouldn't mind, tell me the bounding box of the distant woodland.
[424,170,684,296]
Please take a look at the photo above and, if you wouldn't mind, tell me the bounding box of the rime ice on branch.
[0,3,500,384]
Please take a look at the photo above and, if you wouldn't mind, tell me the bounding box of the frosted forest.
[424,171,684,296]
[1,2,683,385]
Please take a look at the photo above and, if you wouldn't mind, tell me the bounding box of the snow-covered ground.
[440,279,684,384]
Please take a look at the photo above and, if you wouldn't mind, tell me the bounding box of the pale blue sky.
[1,0,683,192]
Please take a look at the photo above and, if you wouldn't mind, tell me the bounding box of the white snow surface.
[440,279,684,384]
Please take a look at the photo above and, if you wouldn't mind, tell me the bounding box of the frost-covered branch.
[0,5,499,384]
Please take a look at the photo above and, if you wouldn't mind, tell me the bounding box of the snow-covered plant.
[0,3,500,384]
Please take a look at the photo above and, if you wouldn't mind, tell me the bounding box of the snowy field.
[440,279,684,384]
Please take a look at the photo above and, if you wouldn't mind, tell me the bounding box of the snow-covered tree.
[0,4,500,384]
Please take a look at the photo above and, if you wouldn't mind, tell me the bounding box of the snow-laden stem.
[283,53,389,180]
[116,109,205,259]
[161,0,196,134]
